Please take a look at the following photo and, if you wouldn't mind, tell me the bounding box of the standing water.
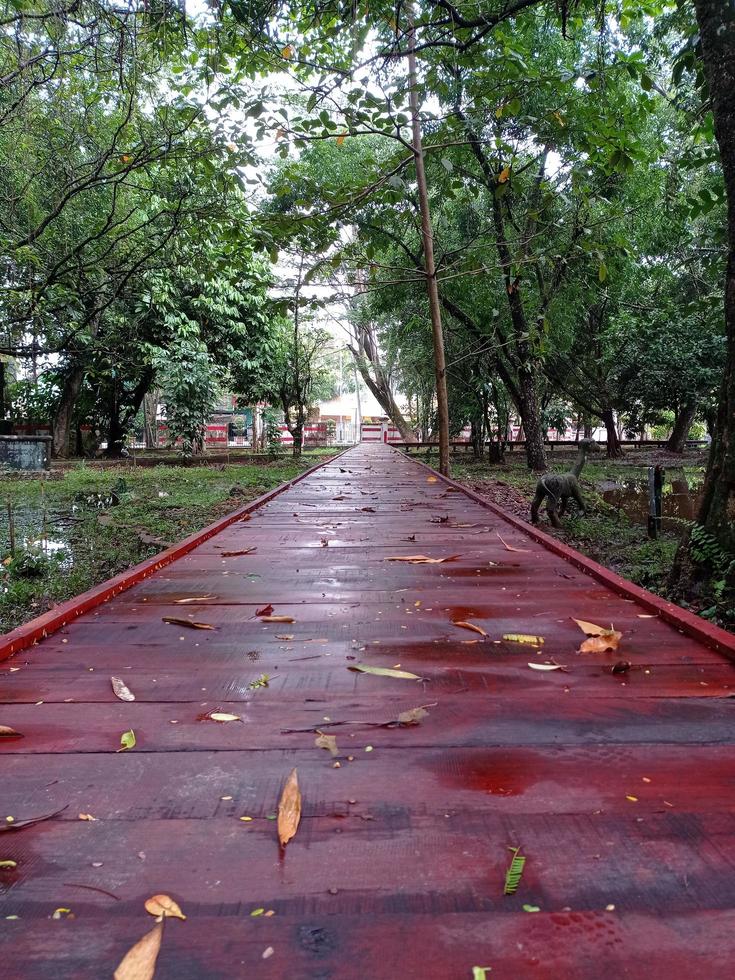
[599,470,704,529]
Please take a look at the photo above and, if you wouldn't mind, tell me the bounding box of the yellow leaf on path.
[78,813,97,821]
[528,662,562,671]
[277,768,301,846]
[52,908,71,919]
[118,729,136,752]
[114,921,164,980]
[498,165,511,183]
[111,676,135,702]
[260,615,295,623]
[275,634,294,640]
[315,732,338,757]
[579,630,622,653]
[453,621,488,636]
[427,476,438,483]
[384,554,459,564]
[503,634,545,645]
[626,795,638,802]
[209,712,241,723]
[572,618,609,636]
[144,894,186,921]
[497,533,530,553]
[162,617,216,630]
[175,595,216,604]
[348,664,420,680]
[0,860,18,869]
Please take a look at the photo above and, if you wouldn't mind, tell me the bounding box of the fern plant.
[503,846,526,895]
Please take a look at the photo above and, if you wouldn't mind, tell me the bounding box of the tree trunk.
[292,408,304,458]
[600,407,623,458]
[687,0,735,568]
[53,362,86,458]
[354,360,414,441]
[517,370,547,470]
[407,6,450,476]
[143,392,158,449]
[470,417,484,458]
[667,401,697,454]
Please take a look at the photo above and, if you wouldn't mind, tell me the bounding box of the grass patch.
[1,451,334,633]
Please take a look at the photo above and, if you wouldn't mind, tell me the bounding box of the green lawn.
[1,451,334,634]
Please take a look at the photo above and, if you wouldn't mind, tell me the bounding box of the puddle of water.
[599,470,703,529]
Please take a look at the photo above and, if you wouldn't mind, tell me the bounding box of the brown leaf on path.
[275,634,294,640]
[255,604,274,617]
[0,805,68,832]
[611,660,632,674]
[144,894,186,921]
[397,706,430,725]
[426,476,438,483]
[496,533,530,553]
[361,506,376,512]
[162,617,216,631]
[278,768,301,846]
[221,548,257,557]
[260,615,295,623]
[314,732,339,757]
[174,595,217,604]
[114,921,164,980]
[0,725,23,739]
[452,621,488,637]
[78,813,97,821]
[572,618,610,636]
[111,677,135,702]
[527,662,563,672]
[348,664,421,680]
[579,630,622,653]
[384,554,459,564]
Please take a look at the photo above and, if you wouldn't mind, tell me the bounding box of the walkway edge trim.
[401,449,735,659]
[0,450,349,661]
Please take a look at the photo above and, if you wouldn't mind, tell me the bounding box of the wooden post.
[647,465,663,539]
[7,499,15,557]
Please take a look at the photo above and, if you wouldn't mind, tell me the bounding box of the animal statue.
[530,438,601,527]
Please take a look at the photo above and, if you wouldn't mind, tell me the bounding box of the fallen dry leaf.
[275,634,294,640]
[255,604,274,616]
[0,805,67,832]
[503,634,545,645]
[452,621,488,637]
[162,617,216,631]
[260,615,295,623]
[348,664,421,680]
[114,921,163,980]
[277,768,301,846]
[0,725,23,740]
[314,732,339,757]
[174,595,216,604]
[397,706,429,725]
[427,476,438,483]
[207,711,241,723]
[0,860,18,869]
[497,533,530,553]
[78,813,97,821]
[144,894,186,921]
[579,630,622,653]
[528,662,563,672]
[384,554,459,564]
[221,548,257,557]
[111,677,135,702]
[572,618,610,636]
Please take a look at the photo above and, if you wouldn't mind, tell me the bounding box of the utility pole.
[406,4,450,476]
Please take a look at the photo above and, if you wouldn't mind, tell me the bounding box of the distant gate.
[360,422,402,443]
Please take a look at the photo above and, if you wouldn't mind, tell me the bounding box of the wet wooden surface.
[2,443,735,979]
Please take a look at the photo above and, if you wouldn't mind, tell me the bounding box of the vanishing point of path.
[2,443,735,979]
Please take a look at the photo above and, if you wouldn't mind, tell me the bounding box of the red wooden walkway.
[2,443,735,979]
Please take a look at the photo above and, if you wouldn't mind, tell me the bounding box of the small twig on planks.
[63,882,120,901]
